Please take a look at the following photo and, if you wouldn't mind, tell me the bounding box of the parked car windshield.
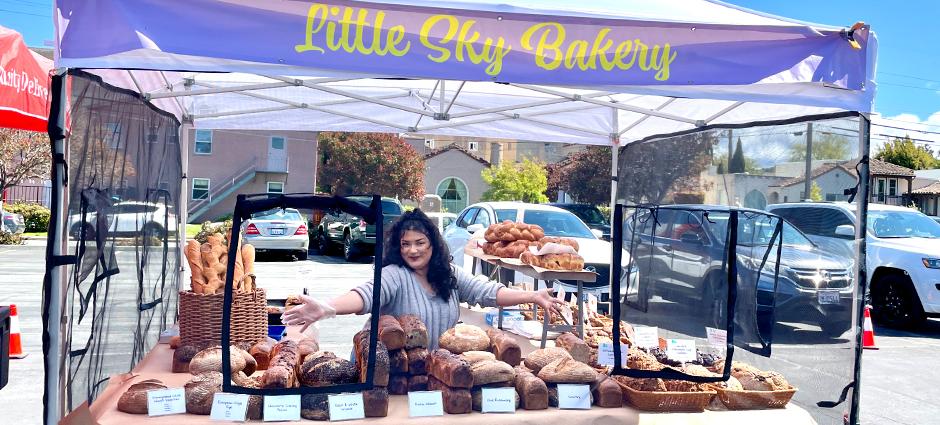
[522,210,595,238]
[347,197,403,215]
[708,213,814,248]
[494,209,518,222]
[868,210,940,238]
[251,208,303,221]
[566,205,606,226]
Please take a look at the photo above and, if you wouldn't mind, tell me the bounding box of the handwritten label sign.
[586,294,599,316]
[666,339,697,363]
[210,393,249,422]
[481,387,516,413]
[597,342,628,367]
[556,384,591,409]
[633,326,659,348]
[408,391,444,417]
[264,395,301,422]
[147,388,186,416]
[706,327,728,347]
[328,393,365,422]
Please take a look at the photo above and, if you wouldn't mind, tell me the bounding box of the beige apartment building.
[186,129,318,223]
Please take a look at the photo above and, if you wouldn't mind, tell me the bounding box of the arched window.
[744,189,767,210]
[437,177,468,213]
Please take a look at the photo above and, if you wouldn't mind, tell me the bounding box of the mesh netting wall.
[60,71,182,411]
[615,117,863,424]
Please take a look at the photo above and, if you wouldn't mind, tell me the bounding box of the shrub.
[0,230,23,245]
[6,202,50,232]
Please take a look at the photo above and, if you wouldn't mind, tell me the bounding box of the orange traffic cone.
[862,305,878,350]
[8,304,27,359]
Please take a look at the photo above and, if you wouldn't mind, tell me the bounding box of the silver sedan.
[241,208,310,260]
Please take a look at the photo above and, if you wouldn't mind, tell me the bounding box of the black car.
[623,205,854,337]
[314,196,403,261]
[549,203,610,240]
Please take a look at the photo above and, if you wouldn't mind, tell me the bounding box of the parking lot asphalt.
[0,243,938,424]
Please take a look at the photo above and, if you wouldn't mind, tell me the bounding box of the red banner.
[0,25,52,132]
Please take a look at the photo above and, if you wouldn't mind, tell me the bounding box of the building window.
[425,139,435,149]
[192,178,210,200]
[104,123,122,148]
[888,178,898,196]
[826,193,839,202]
[267,182,284,194]
[194,130,213,154]
[437,177,468,213]
[468,141,479,151]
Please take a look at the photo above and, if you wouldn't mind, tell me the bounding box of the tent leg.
[43,71,69,425]
[849,115,871,425]
[178,117,193,289]
[609,108,619,301]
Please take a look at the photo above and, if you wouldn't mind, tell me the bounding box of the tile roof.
[912,181,940,195]
[771,158,914,187]
[423,144,490,166]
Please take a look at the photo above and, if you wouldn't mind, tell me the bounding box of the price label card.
[666,339,697,363]
[210,393,249,422]
[147,388,186,416]
[481,387,516,413]
[408,391,444,417]
[586,294,598,316]
[328,393,365,422]
[705,327,728,347]
[633,326,659,348]
[264,395,301,422]
[597,342,628,367]
[558,304,574,325]
[556,384,591,410]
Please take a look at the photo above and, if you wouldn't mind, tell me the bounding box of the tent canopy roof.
[55,0,877,144]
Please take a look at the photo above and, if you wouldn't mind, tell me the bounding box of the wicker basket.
[178,285,267,347]
[715,387,797,410]
[615,381,716,412]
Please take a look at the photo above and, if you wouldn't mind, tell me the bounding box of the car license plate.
[269,228,285,236]
[817,290,840,305]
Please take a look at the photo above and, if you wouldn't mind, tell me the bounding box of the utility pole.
[803,122,814,201]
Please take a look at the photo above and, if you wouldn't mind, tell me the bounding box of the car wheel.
[343,233,358,262]
[871,274,926,328]
[316,230,332,254]
[296,250,308,261]
[701,274,728,329]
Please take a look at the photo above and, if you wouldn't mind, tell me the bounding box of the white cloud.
[870,110,940,154]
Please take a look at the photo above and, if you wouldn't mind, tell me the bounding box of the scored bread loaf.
[398,314,429,349]
[188,346,248,375]
[428,375,473,414]
[486,328,522,366]
[591,375,623,408]
[185,372,223,415]
[363,387,389,418]
[537,357,598,384]
[406,347,429,375]
[378,315,406,350]
[298,352,357,387]
[514,366,549,410]
[172,343,206,373]
[470,359,516,386]
[439,324,490,354]
[555,333,591,364]
[429,349,473,389]
[118,379,167,414]
[523,347,572,374]
[460,350,496,364]
[388,375,409,395]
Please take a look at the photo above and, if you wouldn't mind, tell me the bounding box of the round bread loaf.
[189,346,248,375]
[523,347,571,374]
[439,324,490,354]
[536,357,596,384]
[185,372,223,415]
[299,353,357,387]
[300,394,330,421]
[117,379,167,414]
[172,343,207,373]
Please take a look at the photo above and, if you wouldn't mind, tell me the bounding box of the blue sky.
[1,0,938,136]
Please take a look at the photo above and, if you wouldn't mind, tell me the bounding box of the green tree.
[789,133,851,161]
[875,136,939,170]
[729,138,746,173]
[318,132,425,200]
[481,159,549,203]
[810,181,823,202]
[550,146,611,206]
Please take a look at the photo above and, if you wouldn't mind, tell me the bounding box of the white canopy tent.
[46,1,877,424]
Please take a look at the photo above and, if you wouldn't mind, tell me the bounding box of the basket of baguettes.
[480,221,586,272]
[179,222,267,347]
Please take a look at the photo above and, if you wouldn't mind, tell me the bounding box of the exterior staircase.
[188,157,257,222]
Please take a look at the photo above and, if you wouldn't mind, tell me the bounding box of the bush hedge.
[6,202,51,233]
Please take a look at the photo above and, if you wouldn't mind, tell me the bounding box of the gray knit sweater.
[352,264,501,349]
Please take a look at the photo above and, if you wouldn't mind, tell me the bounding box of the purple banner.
[56,0,869,88]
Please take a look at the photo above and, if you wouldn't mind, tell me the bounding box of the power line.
[877,82,939,92]
[879,71,940,84]
[874,116,940,129]
[0,8,50,17]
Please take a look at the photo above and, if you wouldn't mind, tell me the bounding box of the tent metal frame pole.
[609,107,620,304]
[264,75,436,118]
[510,83,700,125]
[619,98,676,136]
[178,80,193,289]
[849,114,871,425]
[148,81,293,99]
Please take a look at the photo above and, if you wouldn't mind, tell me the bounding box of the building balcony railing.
[871,194,906,206]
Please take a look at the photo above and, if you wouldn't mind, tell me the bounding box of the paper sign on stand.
[597,342,628,367]
[633,326,659,348]
[556,384,591,409]
[481,387,516,413]
[328,393,365,421]
[264,395,301,422]
[586,294,598,316]
[666,339,697,363]
[147,388,186,416]
[706,327,728,347]
[408,391,444,417]
[210,393,249,422]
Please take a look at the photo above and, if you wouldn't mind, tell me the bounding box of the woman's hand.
[281,295,337,332]
[532,288,564,318]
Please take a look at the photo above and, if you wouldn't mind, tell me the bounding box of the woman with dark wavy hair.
[284,208,562,349]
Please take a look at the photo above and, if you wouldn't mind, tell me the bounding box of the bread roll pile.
[484,221,545,243]
[521,251,585,271]
[183,230,256,294]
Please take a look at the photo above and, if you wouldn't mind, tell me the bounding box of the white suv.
[767,202,940,328]
[68,201,178,240]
